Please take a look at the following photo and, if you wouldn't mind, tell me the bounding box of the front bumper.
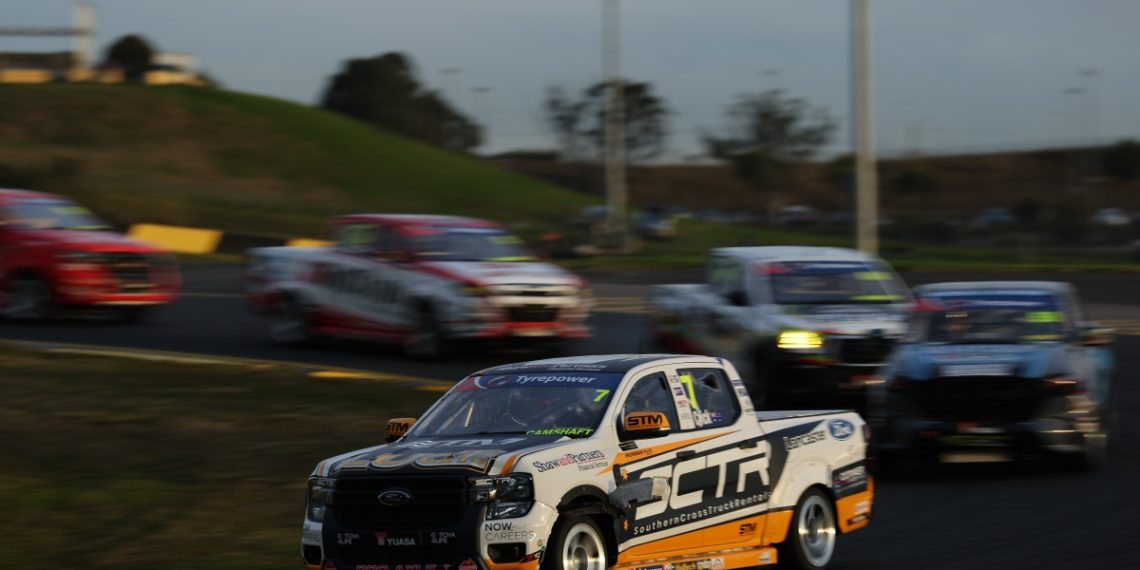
[444,295,592,341]
[304,502,557,570]
[876,394,1102,462]
[54,265,180,307]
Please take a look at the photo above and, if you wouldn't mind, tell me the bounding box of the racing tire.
[269,295,313,346]
[778,488,838,570]
[404,306,448,360]
[4,274,54,323]
[542,515,608,570]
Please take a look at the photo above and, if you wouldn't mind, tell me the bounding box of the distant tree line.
[319,52,481,152]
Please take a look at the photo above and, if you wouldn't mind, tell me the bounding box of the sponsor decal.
[673,387,686,396]
[371,449,503,472]
[459,559,479,570]
[665,558,725,570]
[400,438,527,449]
[526,427,594,437]
[833,465,867,487]
[356,565,453,570]
[302,525,322,545]
[374,531,418,547]
[738,522,757,535]
[782,430,826,451]
[532,450,607,472]
[828,419,855,441]
[548,363,609,371]
[486,529,538,542]
[338,532,361,545]
[758,552,773,564]
[628,443,770,536]
[429,531,456,545]
[854,500,871,515]
[619,441,638,451]
[320,266,404,306]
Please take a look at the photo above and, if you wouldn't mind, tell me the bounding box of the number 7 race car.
[302,354,874,570]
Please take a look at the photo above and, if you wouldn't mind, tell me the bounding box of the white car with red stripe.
[245,214,590,356]
[301,354,874,570]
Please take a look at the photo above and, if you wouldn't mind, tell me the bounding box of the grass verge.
[0,344,442,569]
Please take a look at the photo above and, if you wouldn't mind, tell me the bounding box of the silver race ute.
[650,247,911,408]
[301,355,874,570]
[246,214,591,357]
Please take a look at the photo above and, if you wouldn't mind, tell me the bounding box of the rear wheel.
[5,274,54,322]
[543,515,608,570]
[269,296,313,346]
[404,306,447,359]
[779,488,837,570]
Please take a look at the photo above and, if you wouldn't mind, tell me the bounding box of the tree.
[320,52,482,152]
[704,90,836,214]
[543,80,670,162]
[104,34,155,82]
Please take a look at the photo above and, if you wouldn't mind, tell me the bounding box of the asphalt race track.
[2,265,1138,569]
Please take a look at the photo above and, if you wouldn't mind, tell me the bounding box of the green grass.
[0,84,594,238]
[0,344,443,569]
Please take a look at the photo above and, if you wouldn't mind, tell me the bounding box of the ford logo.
[828,419,855,441]
[377,488,414,507]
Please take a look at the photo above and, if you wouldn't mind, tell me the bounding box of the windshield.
[411,227,535,262]
[910,292,1068,343]
[758,261,908,305]
[7,198,110,231]
[409,372,621,437]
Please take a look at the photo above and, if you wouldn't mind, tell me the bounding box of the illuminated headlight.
[307,477,336,522]
[777,330,824,350]
[469,475,534,519]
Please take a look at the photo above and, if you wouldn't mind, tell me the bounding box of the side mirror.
[621,411,671,440]
[384,417,416,442]
[1078,322,1114,346]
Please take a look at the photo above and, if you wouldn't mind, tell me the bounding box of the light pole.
[852,0,878,254]
[603,0,627,248]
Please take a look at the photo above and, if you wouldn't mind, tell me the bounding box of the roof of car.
[476,354,720,375]
[914,281,1074,295]
[714,246,882,264]
[0,188,58,201]
[334,214,501,229]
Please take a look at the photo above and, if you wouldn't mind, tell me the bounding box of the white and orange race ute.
[301,354,874,570]
[246,214,591,357]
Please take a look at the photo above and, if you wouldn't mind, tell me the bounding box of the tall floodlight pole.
[603,0,627,246]
[852,0,878,254]
[73,2,95,69]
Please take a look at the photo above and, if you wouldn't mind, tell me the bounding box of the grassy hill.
[0,84,594,238]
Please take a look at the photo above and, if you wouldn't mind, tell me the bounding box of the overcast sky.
[5,1,1139,159]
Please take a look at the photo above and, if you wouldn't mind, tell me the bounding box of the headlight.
[457,284,491,297]
[777,330,824,350]
[469,475,534,519]
[307,477,336,522]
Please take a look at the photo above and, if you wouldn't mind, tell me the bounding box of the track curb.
[3,340,454,389]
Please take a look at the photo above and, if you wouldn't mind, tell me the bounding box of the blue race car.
[868,281,1116,470]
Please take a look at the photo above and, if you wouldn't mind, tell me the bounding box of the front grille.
[908,376,1048,422]
[103,253,152,290]
[331,475,467,529]
[838,337,894,365]
[508,306,559,322]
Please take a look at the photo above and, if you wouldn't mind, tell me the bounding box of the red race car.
[0,189,181,321]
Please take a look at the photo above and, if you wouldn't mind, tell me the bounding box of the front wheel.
[269,296,313,346]
[779,488,838,570]
[4,274,54,323]
[543,516,608,570]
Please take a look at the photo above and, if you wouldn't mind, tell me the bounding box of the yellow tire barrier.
[127,223,223,254]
